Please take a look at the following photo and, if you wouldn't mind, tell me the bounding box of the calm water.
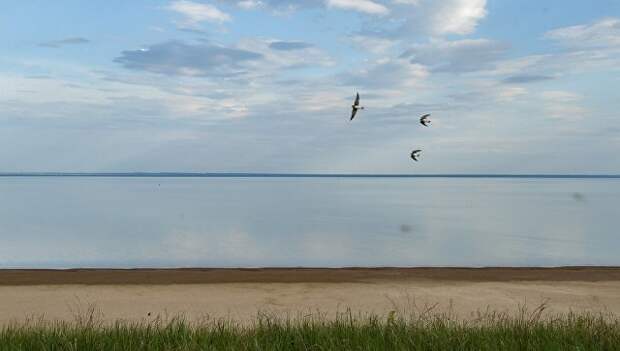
[0,176,619,268]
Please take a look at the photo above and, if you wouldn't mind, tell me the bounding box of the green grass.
[1,308,619,350]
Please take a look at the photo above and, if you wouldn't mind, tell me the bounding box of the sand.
[1,268,619,325]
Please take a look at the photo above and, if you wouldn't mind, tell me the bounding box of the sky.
[1,0,619,173]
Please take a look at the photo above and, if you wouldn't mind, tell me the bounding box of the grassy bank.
[1,309,619,350]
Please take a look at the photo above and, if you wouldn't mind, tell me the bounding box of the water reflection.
[0,178,618,268]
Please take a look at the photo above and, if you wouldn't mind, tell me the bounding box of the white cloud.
[487,18,620,79]
[496,86,527,102]
[237,37,335,70]
[545,18,620,49]
[432,0,487,35]
[392,0,418,4]
[349,35,398,55]
[486,55,550,76]
[402,38,507,73]
[341,57,429,89]
[541,91,586,120]
[168,0,231,27]
[1,74,110,105]
[326,0,389,15]
[542,91,582,103]
[354,0,488,39]
[238,0,264,9]
[544,104,587,120]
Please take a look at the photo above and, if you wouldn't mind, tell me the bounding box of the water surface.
[0,176,618,268]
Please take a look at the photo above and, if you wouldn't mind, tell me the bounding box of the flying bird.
[420,113,431,127]
[350,92,364,121]
[410,149,422,162]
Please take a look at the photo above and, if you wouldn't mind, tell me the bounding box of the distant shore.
[2,266,620,285]
[1,172,619,178]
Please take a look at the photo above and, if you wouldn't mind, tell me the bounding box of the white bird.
[410,149,422,162]
[420,113,431,127]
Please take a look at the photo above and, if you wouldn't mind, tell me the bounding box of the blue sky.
[1,0,619,173]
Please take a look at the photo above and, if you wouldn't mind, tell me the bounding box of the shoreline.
[1,266,619,285]
[2,267,620,325]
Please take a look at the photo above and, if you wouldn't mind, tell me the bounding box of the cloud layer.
[326,0,389,15]
[168,0,231,28]
[114,41,262,77]
[2,2,619,174]
[38,37,90,48]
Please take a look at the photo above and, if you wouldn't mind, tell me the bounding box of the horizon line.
[0,172,619,179]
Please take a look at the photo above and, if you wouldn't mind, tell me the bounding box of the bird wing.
[411,150,421,160]
[350,107,357,120]
[354,92,360,105]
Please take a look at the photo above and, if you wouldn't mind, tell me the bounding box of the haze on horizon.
[1,0,619,174]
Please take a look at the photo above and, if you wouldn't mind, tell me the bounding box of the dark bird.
[350,92,364,121]
[420,113,431,127]
[410,149,422,162]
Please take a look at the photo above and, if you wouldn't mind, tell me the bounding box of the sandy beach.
[1,267,619,325]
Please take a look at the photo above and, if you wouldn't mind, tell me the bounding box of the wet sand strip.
[1,267,619,285]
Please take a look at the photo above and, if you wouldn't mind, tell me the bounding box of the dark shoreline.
[1,172,619,178]
[1,267,619,285]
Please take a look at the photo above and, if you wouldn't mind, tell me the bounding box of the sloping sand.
[1,268,619,325]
